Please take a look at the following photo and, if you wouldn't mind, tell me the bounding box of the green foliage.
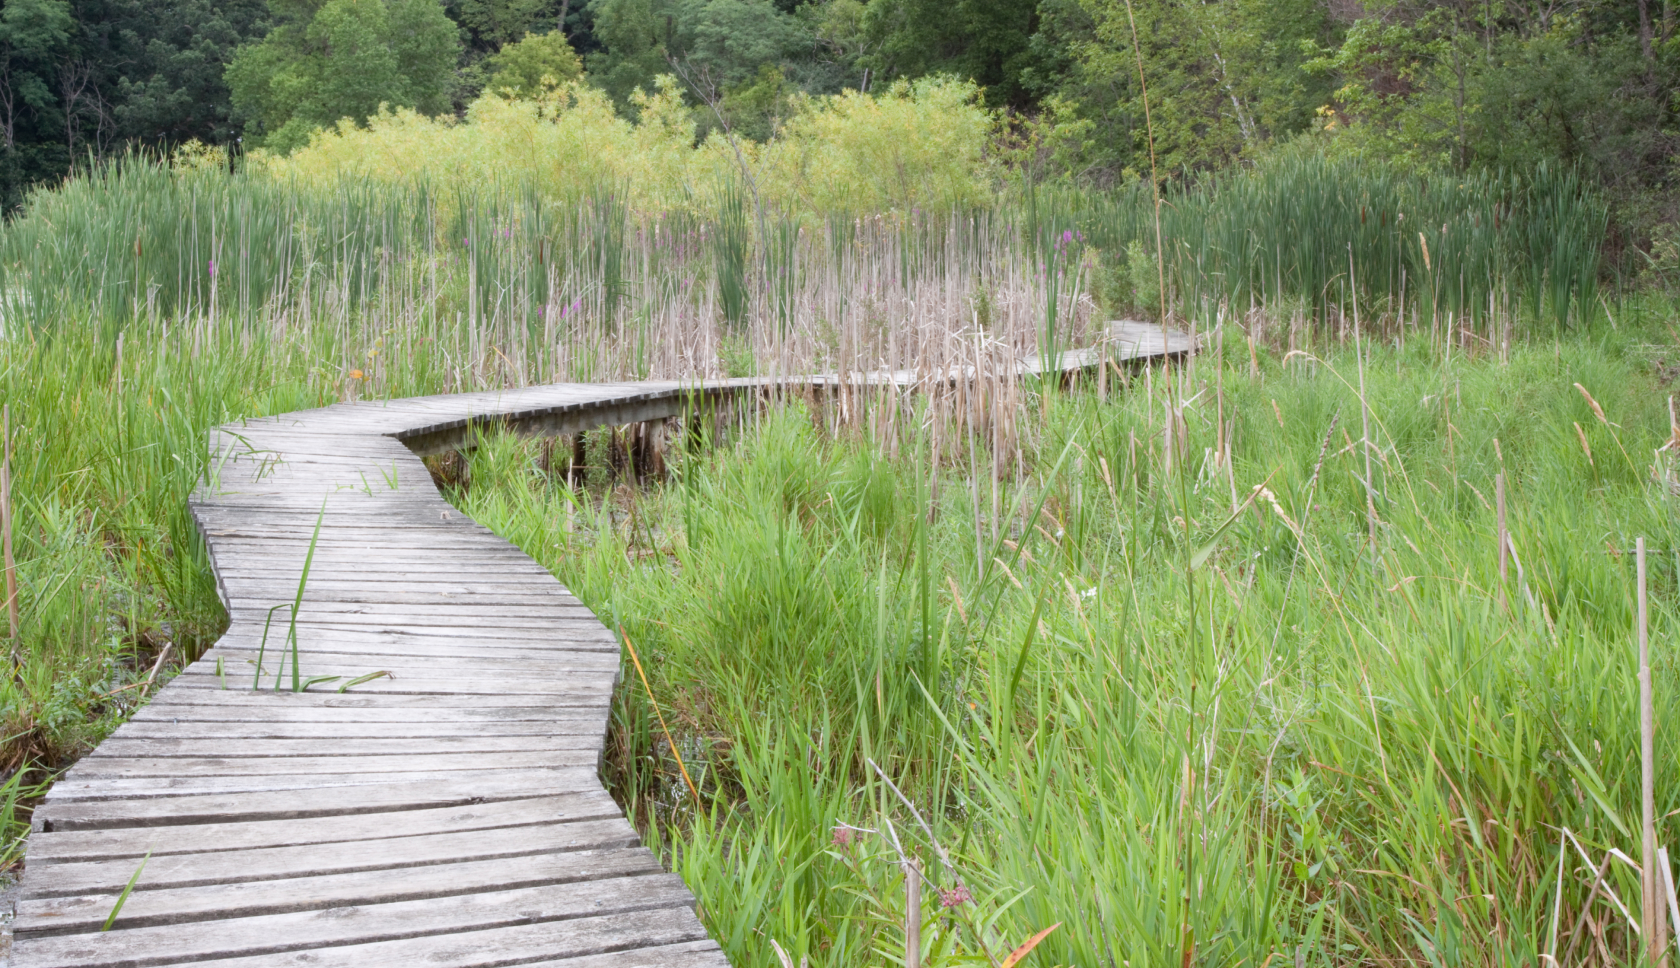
[585,0,811,118]
[583,0,676,111]
[1032,0,1336,173]
[1302,8,1667,182]
[859,0,1044,108]
[484,30,583,96]
[0,106,1675,964]
[111,0,271,147]
[453,318,1680,966]
[1300,2,1678,262]
[0,0,73,127]
[0,0,75,201]
[1090,237,1158,318]
[681,0,809,93]
[712,179,750,330]
[1072,150,1607,331]
[714,64,792,141]
[226,0,461,153]
[455,0,555,47]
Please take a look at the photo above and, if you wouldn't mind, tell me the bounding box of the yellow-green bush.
[756,77,994,213]
[256,75,995,215]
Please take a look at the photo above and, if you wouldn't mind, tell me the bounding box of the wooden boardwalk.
[8,323,1190,968]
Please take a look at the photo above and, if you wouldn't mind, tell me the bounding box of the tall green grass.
[0,142,1631,926]
[1074,153,1607,335]
[3,151,1606,350]
[455,309,1678,966]
[0,317,488,771]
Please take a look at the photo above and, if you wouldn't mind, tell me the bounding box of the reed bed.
[0,161,1091,386]
[0,158,1096,778]
[0,146,1647,967]
[455,309,1680,967]
[1075,152,1608,339]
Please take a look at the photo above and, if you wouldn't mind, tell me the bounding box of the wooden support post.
[2,404,18,663]
[904,860,921,968]
[1641,536,1663,963]
[1662,844,1678,966]
[1496,472,1508,616]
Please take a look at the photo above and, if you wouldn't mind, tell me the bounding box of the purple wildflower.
[939,885,973,908]
[207,259,216,277]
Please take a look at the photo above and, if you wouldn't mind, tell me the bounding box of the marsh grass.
[0,136,1641,946]
[452,307,1680,967]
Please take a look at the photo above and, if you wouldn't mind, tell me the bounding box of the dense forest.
[0,0,1674,260]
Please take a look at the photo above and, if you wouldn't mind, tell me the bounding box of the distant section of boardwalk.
[8,322,1189,968]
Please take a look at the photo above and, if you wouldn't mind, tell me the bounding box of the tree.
[0,0,74,204]
[0,0,73,154]
[1022,0,1336,176]
[110,0,269,147]
[584,0,675,110]
[860,0,1045,108]
[455,0,554,48]
[1304,0,1677,185]
[483,28,582,95]
[226,0,460,153]
[680,0,808,92]
[585,0,811,122]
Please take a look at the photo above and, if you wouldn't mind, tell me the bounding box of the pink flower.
[832,826,857,848]
[207,259,216,277]
[939,885,972,908]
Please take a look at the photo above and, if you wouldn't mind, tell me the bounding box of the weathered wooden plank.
[33,774,584,830]
[214,622,618,644]
[178,656,617,680]
[61,750,597,779]
[164,676,613,697]
[13,875,699,968]
[85,734,600,758]
[217,588,585,607]
[203,540,529,555]
[197,521,505,537]
[128,691,609,712]
[152,906,716,968]
[43,766,598,803]
[183,642,611,663]
[212,567,562,581]
[205,632,613,654]
[111,720,593,739]
[23,818,643,897]
[17,846,664,935]
[517,940,731,968]
[25,794,618,863]
[190,504,461,519]
[187,656,614,678]
[193,641,614,661]
[127,703,608,725]
[224,601,598,618]
[212,577,568,592]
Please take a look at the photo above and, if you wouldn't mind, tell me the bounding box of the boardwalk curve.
[9,323,1189,968]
